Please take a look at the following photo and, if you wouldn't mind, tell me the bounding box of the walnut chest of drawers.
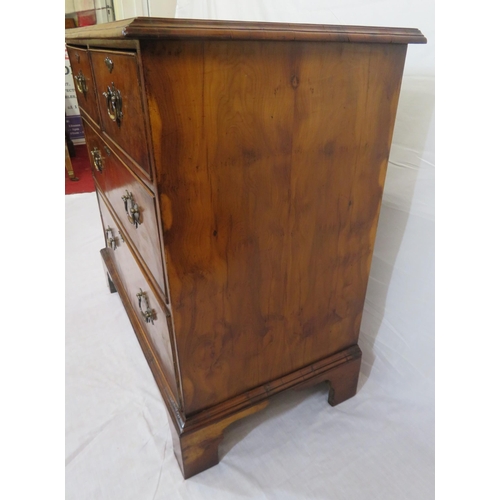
[66,17,426,478]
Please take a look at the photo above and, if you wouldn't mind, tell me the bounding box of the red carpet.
[65,145,95,195]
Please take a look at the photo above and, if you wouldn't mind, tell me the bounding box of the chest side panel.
[142,39,407,415]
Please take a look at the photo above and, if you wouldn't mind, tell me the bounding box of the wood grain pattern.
[90,49,151,179]
[65,17,427,44]
[66,18,425,478]
[97,191,181,405]
[180,345,362,433]
[169,400,269,479]
[67,45,100,126]
[142,40,407,415]
[82,117,167,300]
[101,247,182,419]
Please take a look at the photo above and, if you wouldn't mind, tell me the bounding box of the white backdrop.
[65,1,435,498]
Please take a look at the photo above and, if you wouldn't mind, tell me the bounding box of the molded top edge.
[65,17,427,44]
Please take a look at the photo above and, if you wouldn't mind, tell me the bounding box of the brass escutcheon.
[104,56,113,73]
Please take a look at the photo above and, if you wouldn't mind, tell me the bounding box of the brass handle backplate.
[105,226,117,250]
[103,82,122,126]
[90,147,104,173]
[75,70,87,97]
[137,289,155,325]
[121,190,141,228]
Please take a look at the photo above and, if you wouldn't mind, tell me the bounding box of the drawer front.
[97,191,179,404]
[90,49,151,179]
[82,119,166,297]
[67,46,100,125]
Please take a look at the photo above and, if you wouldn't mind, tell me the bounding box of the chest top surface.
[65,16,426,44]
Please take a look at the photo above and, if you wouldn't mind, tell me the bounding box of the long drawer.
[82,118,166,298]
[97,190,180,404]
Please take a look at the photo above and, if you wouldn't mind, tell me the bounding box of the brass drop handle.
[105,226,117,250]
[121,190,141,228]
[103,82,123,126]
[90,147,104,173]
[75,69,87,97]
[137,289,155,325]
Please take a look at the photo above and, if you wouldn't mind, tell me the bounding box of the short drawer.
[82,119,166,297]
[97,191,180,404]
[90,49,151,179]
[67,46,100,125]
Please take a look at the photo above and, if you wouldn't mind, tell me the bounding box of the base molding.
[176,346,361,478]
[101,247,362,478]
[183,344,362,432]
